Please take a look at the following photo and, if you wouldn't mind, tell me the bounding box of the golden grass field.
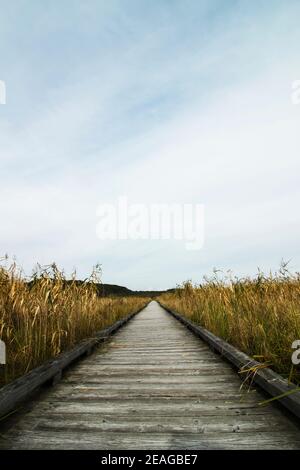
[159,263,300,384]
[0,259,148,387]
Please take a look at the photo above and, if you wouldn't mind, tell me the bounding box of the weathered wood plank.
[9,414,297,434]
[2,430,300,450]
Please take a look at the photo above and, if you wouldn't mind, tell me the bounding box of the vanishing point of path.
[0,301,299,449]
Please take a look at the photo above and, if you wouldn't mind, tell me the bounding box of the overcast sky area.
[0,0,300,289]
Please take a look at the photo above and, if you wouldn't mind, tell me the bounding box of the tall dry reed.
[160,264,300,383]
[0,258,148,386]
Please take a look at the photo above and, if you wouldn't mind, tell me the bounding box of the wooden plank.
[2,430,300,450]
[62,374,238,384]
[18,398,276,416]
[21,404,278,418]
[8,414,298,434]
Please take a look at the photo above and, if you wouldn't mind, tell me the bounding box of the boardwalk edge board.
[158,302,300,420]
[0,303,149,420]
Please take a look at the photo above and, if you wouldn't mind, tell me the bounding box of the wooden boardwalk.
[0,301,299,449]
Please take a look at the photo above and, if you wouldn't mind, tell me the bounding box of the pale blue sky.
[0,1,300,289]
